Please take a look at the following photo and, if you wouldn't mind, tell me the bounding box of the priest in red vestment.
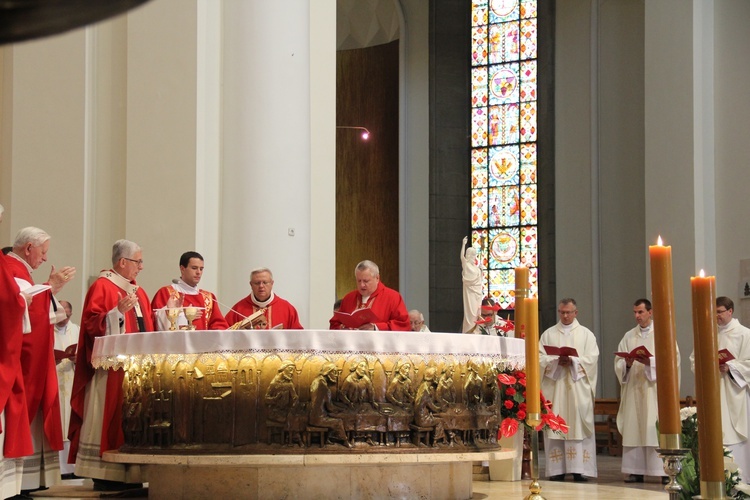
[329,260,410,331]
[151,251,229,331]
[68,239,153,491]
[0,206,34,500]
[5,226,76,492]
[225,267,303,329]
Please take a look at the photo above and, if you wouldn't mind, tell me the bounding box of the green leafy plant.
[672,406,750,500]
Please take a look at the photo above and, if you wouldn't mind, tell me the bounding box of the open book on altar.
[228,310,265,330]
[719,348,735,365]
[54,344,77,362]
[614,345,652,363]
[332,308,381,329]
[543,345,579,357]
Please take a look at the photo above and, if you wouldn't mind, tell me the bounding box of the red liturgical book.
[332,308,381,329]
[719,349,735,365]
[614,346,653,363]
[54,344,77,362]
[543,345,579,357]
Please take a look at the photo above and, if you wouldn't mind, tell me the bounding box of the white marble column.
[644,0,715,397]
[220,0,336,327]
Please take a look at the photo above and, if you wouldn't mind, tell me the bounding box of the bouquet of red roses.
[497,370,568,438]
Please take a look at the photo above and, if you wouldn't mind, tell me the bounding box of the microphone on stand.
[171,278,248,319]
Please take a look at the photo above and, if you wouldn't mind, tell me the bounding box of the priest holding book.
[615,298,677,484]
[329,260,410,331]
[690,296,750,482]
[539,297,599,482]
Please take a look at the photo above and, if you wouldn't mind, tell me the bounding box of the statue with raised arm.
[461,236,483,333]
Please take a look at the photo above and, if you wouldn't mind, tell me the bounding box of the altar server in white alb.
[615,298,678,484]
[54,300,80,478]
[690,296,750,481]
[539,298,599,482]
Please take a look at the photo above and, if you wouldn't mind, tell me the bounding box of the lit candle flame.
[657,235,663,246]
[699,269,706,278]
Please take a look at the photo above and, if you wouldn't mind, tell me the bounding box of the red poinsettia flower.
[497,369,568,438]
[500,417,519,438]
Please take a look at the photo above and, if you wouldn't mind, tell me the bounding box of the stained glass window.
[471,0,538,310]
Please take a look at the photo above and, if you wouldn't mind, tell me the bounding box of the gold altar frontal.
[94,330,525,498]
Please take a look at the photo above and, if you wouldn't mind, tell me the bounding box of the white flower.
[680,406,697,421]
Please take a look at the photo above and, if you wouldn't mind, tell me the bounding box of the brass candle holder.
[656,446,690,500]
[524,413,545,500]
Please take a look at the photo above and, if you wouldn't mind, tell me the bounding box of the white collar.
[251,292,275,308]
[172,279,200,295]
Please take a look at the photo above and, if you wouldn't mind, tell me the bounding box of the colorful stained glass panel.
[472,0,489,26]
[488,227,520,268]
[472,149,489,188]
[471,189,489,228]
[519,102,536,142]
[472,67,489,106]
[520,19,537,59]
[520,226,537,267]
[489,104,519,145]
[472,27,488,67]
[520,143,536,183]
[489,22,519,64]
[489,0,519,23]
[520,61,536,102]
[471,0,537,309]
[471,107,488,147]
[489,269,516,309]
[488,64,519,105]
[488,145,519,186]
[520,185,537,225]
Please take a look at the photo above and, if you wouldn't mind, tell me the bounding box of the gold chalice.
[166,308,180,331]
[184,306,198,330]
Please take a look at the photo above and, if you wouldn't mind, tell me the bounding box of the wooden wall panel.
[336,41,400,299]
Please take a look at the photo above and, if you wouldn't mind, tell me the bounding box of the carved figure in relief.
[436,364,457,407]
[308,363,352,448]
[265,360,299,423]
[385,361,414,410]
[464,360,483,408]
[340,359,378,409]
[413,367,446,445]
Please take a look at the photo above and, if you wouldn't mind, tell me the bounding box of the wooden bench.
[594,396,696,457]
[594,398,621,456]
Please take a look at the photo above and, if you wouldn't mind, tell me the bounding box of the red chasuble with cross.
[0,257,33,458]
[3,254,63,452]
[68,271,153,462]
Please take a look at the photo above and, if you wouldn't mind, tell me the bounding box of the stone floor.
[29,453,668,499]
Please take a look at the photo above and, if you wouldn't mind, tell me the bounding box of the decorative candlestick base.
[525,414,546,500]
[657,448,689,500]
[698,480,727,500]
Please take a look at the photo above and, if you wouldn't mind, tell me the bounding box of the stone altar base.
[104,450,515,499]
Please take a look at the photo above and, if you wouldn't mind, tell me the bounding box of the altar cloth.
[91,330,526,370]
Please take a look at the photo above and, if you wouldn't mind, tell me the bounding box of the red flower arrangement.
[497,370,568,438]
